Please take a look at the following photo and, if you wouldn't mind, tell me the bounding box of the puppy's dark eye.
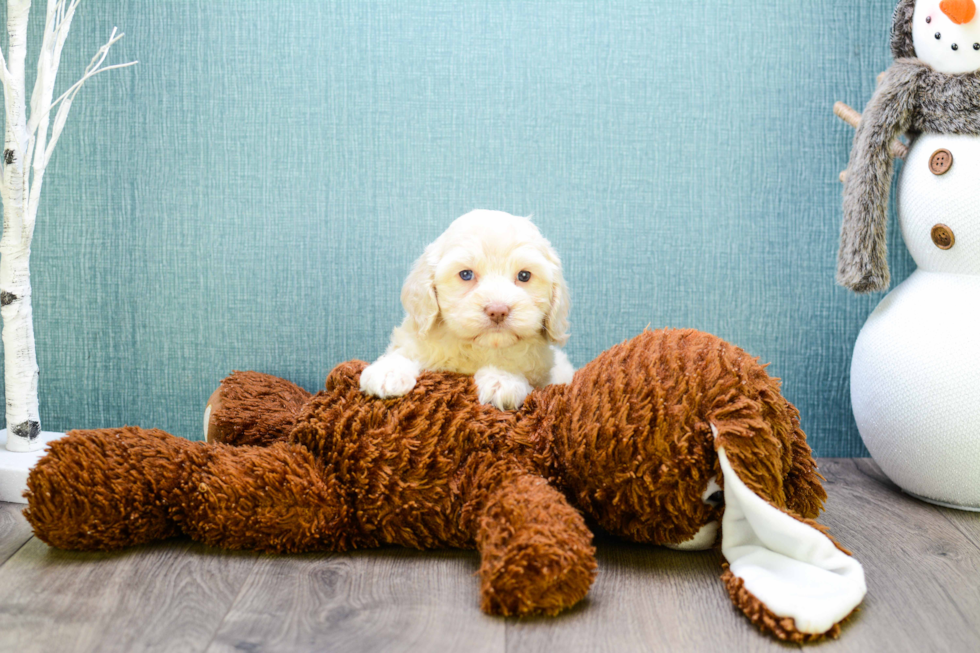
[517,271,531,282]
[459,270,474,281]
[706,491,723,506]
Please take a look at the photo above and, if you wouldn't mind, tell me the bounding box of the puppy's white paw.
[548,347,575,385]
[475,367,533,411]
[360,353,421,399]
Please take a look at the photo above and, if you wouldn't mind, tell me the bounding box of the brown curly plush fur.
[204,370,312,446]
[25,329,832,637]
[720,567,846,643]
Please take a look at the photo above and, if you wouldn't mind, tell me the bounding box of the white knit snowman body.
[851,0,980,510]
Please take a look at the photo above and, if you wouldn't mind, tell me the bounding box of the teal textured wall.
[0,0,911,455]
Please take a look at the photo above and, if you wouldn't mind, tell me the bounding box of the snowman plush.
[840,0,980,510]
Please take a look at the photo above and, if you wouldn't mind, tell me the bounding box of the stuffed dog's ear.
[401,245,440,337]
[715,446,866,641]
[543,244,570,346]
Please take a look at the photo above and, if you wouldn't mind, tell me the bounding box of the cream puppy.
[360,210,573,410]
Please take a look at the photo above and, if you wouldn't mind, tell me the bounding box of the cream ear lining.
[715,443,866,635]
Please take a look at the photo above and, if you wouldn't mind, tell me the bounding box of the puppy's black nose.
[485,303,510,324]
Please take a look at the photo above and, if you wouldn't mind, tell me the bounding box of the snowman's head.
[893,0,980,73]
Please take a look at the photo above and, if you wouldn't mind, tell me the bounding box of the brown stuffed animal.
[23,329,865,642]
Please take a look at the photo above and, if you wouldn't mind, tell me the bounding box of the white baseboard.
[0,430,65,503]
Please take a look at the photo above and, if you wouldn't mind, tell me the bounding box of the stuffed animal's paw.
[359,353,421,399]
[475,367,532,410]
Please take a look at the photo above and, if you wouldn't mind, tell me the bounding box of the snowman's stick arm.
[833,101,862,129]
[834,101,909,182]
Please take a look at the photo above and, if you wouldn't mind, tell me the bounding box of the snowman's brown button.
[931,223,955,250]
[929,149,953,175]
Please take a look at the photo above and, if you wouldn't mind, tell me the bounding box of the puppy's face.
[402,210,570,348]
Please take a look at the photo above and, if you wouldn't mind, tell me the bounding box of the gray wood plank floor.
[0,459,976,653]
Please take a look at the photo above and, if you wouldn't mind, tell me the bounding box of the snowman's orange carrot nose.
[940,0,976,25]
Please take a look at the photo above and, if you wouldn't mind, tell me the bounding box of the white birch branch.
[24,0,82,227]
[0,45,12,99]
[2,0,32,226]
[1,0,40,451]
[23,0,72,178]
[0,0,136,451]
[26,21,136,227]
[0,48,17,155]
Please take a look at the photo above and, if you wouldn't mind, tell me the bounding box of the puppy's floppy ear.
[544,249,570,346]
[401,245,440,337]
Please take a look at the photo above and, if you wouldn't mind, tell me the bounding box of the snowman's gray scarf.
[838,60,980,293]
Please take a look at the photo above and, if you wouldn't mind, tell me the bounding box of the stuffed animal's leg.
[25,428,357,554]
[467,461,597,616]
[24,428,201,550]
[205,371,312,446]
[178,437,357,553]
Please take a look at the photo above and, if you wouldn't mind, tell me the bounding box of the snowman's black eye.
[975,43,980,50]
[953,43,960,51]
[517,271,531,282]
[936,32,942,40]
[926,16,932,24]
[459,270,474,281]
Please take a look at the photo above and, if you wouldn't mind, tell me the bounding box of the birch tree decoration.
[0,0,136,452]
